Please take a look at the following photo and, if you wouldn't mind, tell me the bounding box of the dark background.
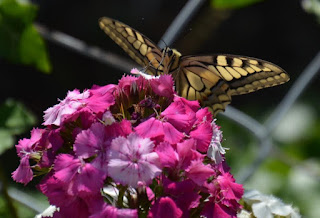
[2,0,319,120]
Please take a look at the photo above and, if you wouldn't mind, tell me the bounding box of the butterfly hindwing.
[99,17,164,75]
[177,55,289,115]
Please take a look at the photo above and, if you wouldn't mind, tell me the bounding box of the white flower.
[241,190,301,218]
[35,205,60,218]
[130,68,160,80]
[207,120,228,164]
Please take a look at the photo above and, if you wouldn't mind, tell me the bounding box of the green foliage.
[0,195,11,218]
[0,99,36,155]
[211,0,263,9]
[0,0,51,73]
[302,0,320,23]
[0,194,37,218]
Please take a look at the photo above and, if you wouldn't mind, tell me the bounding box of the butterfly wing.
[176,55,289,115]
[99,17,164,75]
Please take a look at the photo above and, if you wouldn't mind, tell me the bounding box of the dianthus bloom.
[12,70,243,217]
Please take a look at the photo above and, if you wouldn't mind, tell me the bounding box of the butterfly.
[99,17,289,116]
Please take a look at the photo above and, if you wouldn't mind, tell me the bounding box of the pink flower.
[74,123,111,173]
[149,197,183,218]
[185,159,215,186]
[176,139,204,170]
[189,121,213,153]
[163,179,201,215]
[150,75,174,98]
[60,108,96,131]
[53,154,104,197]
[161,96,197,133]
[217,172,244,202]
[107,133,161,188]
[12,128,46,184]
[84,84,116,114]
[156,142,179,169]
[39,176,103,218]
[195,107,213,124]
[135,117,184,144]
[12,156,33,185]
[156,139,203,172]
[201,202,238,218]
[117,75,139,96]
[43,89,90,126]
[90,203,138,218]
[15,128,44,156]
[74,120,132,173]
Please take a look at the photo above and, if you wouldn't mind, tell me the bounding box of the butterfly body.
[99,17,289,115]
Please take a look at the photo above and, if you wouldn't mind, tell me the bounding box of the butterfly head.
[162,47,181,58]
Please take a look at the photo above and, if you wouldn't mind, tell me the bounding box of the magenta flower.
[53,154,104,196]
[135,117,184,144]
[201,202,238,218]
[149,197,183,218]
[90,203,138,218]
[12,128,46,184]
[107,133,161,188]
[74,123,111,173]
[216,172,244,202]
[12,156,33,185]
[150,74,174,98]
[84,84,116,114]
[156,139,203,173]
[161,96,197,133]
[162,178,201,215]
[185,159,215,186]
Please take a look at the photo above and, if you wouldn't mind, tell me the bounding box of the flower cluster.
[12,70,243,217]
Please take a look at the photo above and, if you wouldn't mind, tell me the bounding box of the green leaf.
[20,25,51,73]
[0,99,37,135]
[211,0,263,9]
[0,99,36,153]
[0,128,14,155]
[0,0,51,73]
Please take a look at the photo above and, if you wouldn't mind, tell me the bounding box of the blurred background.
[0,0,320,217]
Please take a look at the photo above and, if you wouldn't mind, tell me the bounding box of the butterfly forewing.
[99,17,290,116]
[99,17,164,75]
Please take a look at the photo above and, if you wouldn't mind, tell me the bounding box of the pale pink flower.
[107,133,161,188]
[43,89,90,126]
